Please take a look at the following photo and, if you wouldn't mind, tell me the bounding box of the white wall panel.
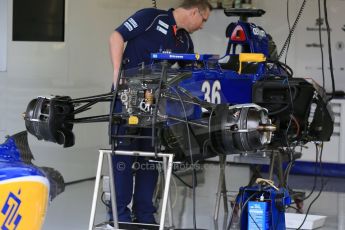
[0,0,7,141]
[191,10,230,55]
[291,0,345,92]
[0,0,7,72]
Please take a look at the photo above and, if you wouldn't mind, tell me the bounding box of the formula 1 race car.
[23,9,333,162]
[20,8,334,230]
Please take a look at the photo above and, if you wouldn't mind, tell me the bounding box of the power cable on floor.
[65,177,95,186]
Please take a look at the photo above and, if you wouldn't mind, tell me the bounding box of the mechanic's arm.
[109,31,125,86]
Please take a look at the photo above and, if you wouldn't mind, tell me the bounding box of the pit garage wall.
[0,0,344,182]
[0,0,7,140]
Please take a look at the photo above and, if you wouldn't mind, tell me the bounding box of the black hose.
[65,177,95,186]
[278,0,307,59]
[323,0,336,100]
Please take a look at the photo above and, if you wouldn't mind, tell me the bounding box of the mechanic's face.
[188,7,210,33]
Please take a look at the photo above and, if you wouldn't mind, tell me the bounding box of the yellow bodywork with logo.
[0,177,49,230]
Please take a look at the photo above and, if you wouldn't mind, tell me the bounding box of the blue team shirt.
[116,8,194,70]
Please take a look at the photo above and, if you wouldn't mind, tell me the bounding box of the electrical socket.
[102,176,110,193]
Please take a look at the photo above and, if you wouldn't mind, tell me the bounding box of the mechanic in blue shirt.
[109,0,212,224]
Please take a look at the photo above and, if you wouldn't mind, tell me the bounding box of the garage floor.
[42,164,345,230]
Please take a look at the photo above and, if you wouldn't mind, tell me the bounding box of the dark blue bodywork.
[149,18,283,120]
[0,134,45,182]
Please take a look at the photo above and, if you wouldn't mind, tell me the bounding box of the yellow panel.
[128,115,139,125]
[238,53,266,73]
[0,179,49,230]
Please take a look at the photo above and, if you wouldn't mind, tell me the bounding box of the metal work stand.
[88,149,174,230]
[213,155,229,227]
